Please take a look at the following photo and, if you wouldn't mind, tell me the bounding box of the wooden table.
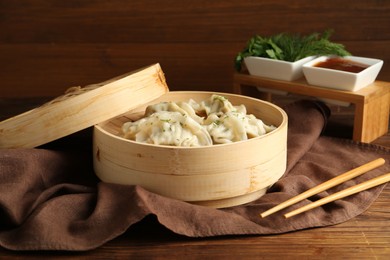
[1,98,389,259]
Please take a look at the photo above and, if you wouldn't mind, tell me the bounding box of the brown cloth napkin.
[0,100,389,251]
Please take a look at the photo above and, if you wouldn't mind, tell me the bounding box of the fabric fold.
[0,100,389,251]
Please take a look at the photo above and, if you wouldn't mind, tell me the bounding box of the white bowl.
[302,56,383,91]
[244,56,315,81]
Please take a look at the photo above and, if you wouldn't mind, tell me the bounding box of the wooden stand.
[233,73,390,143]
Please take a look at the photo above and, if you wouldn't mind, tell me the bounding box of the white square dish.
[244,56,315,81]
[302,56,383,91]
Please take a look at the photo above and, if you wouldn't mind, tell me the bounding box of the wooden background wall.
[1,0,389,98]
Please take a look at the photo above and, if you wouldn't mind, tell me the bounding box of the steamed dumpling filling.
[122,94,276,147]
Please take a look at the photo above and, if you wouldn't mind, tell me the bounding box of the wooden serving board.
[233,72,390,143]
[0,64,169,148]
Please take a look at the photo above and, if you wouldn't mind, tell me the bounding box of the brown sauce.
[314,57,368,73]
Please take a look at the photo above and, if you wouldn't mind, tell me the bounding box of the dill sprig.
[234,30,351,71]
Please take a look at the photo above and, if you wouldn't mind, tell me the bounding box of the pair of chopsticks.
[260,158,389,219]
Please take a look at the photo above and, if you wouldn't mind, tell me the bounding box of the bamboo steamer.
[0,64,168,149]
[94,91,288,208]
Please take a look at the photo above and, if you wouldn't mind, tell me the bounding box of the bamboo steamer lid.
[94,91,288,208]
[0,64,168,148]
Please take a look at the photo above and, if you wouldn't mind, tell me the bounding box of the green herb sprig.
[234,30,351,71]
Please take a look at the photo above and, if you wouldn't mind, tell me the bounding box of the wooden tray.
[233,72,390,143]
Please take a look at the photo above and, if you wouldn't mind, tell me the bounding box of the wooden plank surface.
[0,0,389,98]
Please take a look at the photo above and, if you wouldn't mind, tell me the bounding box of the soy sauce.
[314,57,368,73]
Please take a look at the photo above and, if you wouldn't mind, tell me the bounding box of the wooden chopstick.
[284,172,390,218]
[260,158,385,218]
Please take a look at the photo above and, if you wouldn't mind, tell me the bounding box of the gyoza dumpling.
[122,111,212,147]
[144,101,170,115]
[244,114,276,138]
[205,112,247,144]
[198,94,246,116]
[175,101,204,124]
[122,94,276,147]
[145,101,204,124]
[204,111,276,144]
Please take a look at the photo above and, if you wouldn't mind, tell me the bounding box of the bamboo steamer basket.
[0,64,168,149]
[94,91,288,208]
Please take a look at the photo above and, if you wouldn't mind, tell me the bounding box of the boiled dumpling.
[122,111,212,147]
[145,101,204,124]
[197,94,246,116]
[122,94,276,147]
[204,112,247,144]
